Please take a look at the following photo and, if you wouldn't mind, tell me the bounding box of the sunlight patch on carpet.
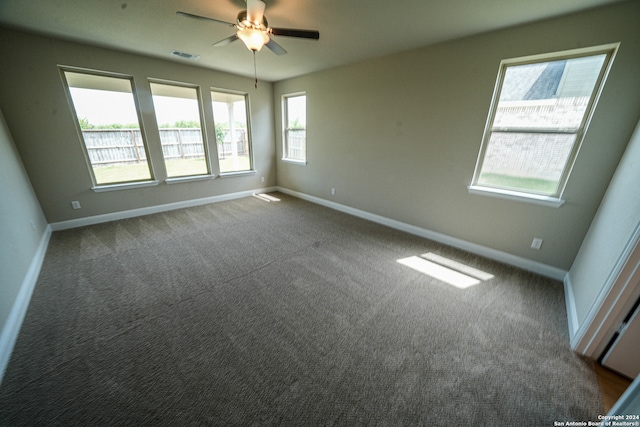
[253,193,281,202]
[420,252,494,281]
[398,256,480,289]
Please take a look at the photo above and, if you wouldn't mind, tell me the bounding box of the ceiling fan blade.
[270,28,320,39]
[176,11,235,27]
[265,38,287,55]
[213,34,239,47]
[246,0,266,24]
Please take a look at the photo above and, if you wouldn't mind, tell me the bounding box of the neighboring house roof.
[500,55,605,102]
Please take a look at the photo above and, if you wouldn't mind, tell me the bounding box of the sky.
[287,95,306,126]
[69,88,243,127]
[70,88,144,126]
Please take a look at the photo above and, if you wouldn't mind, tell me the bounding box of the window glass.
[64,71,152,185]
[150,82,209,178]
[211,90,252,173]
[473,47,615,198]
[283,94,306,162]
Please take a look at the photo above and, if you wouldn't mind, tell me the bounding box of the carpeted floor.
[0,193,603,425]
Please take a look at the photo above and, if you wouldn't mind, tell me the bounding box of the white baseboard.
[50,187,278,231]
[563,274,580,340]
[277,187,568,281]
[0,225,52,386]
[49,185,567,280]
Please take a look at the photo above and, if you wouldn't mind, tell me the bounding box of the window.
[211,90,252,174]
[63,70,153,185]
[471,45,617,203]
[283,93,306,163]
[150,82,209,178]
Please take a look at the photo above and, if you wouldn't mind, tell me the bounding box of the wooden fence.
[82,128,248,166]
[285,129,306,160]
[82,129,146,165]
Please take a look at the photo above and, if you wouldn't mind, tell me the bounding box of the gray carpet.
[0,193,603,425]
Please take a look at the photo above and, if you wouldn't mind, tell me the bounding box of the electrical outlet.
[531,237,543,250]
[261,176,265,183]
[331,188,336,195]
[71,201,81,210]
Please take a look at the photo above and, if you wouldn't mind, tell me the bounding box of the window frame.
[210,88,255,176]
[149,79,213,181]
[282,92,307,164]
[60,66,158,191]
[469,43,619,206]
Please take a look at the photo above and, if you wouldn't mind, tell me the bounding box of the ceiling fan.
[176,0,320,56]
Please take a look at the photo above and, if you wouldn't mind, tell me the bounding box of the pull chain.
[253,50,258,89]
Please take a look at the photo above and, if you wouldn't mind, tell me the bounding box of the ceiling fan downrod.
[253,50,258,89]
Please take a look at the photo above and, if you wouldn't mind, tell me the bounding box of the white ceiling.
[0,0,626,82]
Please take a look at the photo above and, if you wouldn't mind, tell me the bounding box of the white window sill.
[219,170,256,178]
[468,185,565,208]
[281,158,307,165]
[166,174,216,184]
[92,180,160,192]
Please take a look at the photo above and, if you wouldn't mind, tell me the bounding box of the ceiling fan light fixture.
[237,27,269,51]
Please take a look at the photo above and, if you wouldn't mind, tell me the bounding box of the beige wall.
[274,1,640,271]
[0,27,276,223]
[0,108,48,334]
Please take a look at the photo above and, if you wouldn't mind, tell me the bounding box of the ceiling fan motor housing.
[236,10,268,31]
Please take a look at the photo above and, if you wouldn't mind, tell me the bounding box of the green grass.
[94,162,152,184]
[219,155,251,173]
[165,158,208,178]
[478,173,558,195]
[93,156,252,184]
